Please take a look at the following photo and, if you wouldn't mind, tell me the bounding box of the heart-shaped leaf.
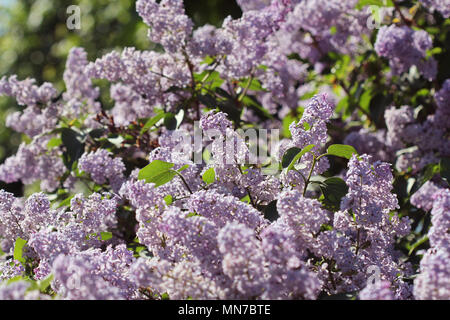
[202,167,215,184]
[319,177,349,211]
[326,144,357,160]
[282,144,315,171]
[138,160,176,187]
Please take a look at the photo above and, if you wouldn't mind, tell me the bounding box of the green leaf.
[163,112,177,130]
[282,114,295,138]
[195,71,223,89]
[241,96,273,120]
[140,112,165,134]
[47,137,62,149]
[88,128,105,139]
[334,54,351,80]
[161,293,170,300]
[57,195,74,208]
[264,200,279,222]
[38,275,53,292]
[139,160,174,175]
[198,94,217,109]
[6,276,25,285]
[326,144,357,159]
[258,64,268,71]
[138,160,176,187]
[319,177,349,211]
[147,170,176,188]
[100,232,113,241]
[178,164,190,172]
[240,194,250,204]
[287,144,315,171]
[393,175,408,205]
[283,144,315,171]
[201,56,215,65]
[215,87,233,99]
[238,78,266,92]
[61,128,85,170]
[203,148,211,163]
[336,96,349,117]
[164,195,173,205]
[299,90,318,101]
[411,163,440,194]
[427,47,442,58]
[165,86,185,94]
[186,212,200,218]
[439,157,450,185]
[359,89,372,113]
[217,99,242,124]
[355,0,392,10]
[369,92,393,126]
[13,237,27,264]
[202,167,215,184]
[282,147,302,168]
[175,110,185,128]
[408,235,429,256]
[303,122,311,131]
[423,163,439,182]
[330,26,337,35]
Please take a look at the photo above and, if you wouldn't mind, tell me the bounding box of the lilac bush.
[0,0,449,300]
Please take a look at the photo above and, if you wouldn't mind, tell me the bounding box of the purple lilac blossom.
[375,25,437,80]
[410,181,442,211]
[136,0,194,54]
[78,149,126,192]
[414,248,450,300]
[420,0,450,18]
[359,281,394,300]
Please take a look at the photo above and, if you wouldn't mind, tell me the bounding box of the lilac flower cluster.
[344,128,392,162]
[131,206,321,299]
[273,0,369,64]
[359,280,394,300]
[414,248,450,300]
[315,155,412,297]
[0,76,57,108]
[136,0,193,54]
[0,137,65,192]
[410,181,441,212]
[86,47,190,114]
[62,48,101,125]
[52,246,136,300]
[420,0,450,18]
[0,76,59,137]
[412,182,449,299]
[78,149,126,192]
[282,94,333,190]
[375,25,437,80]
[0,280,49,300]
[344,80,450,170]
[381,82,450,173]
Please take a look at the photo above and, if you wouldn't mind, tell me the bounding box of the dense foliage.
[0,0,449,300]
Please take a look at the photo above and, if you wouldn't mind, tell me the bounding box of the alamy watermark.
[66,5,81,30]
[367,265,382,285]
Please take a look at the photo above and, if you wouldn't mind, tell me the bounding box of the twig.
[392,0,416,27]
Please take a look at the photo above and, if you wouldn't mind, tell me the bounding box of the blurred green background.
[0,0,241,193]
